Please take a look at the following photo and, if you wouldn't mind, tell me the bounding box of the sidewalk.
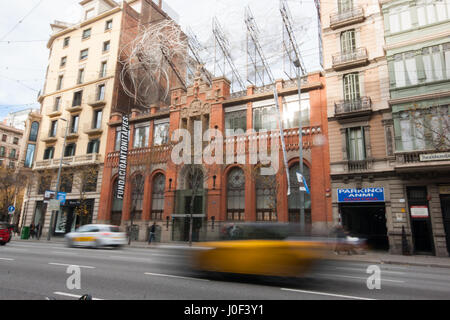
[325,251,450,269]
[11,236,450,268]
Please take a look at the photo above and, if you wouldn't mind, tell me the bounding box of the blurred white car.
[65,224,126,248]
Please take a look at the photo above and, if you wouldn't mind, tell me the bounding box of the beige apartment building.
[20,0,173,237]
[0,122,23,170]
[321,0,402,252]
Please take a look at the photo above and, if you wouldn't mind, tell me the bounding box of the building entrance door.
[440,195,450,256]
[407,187,434,255]
[340,203,389,250]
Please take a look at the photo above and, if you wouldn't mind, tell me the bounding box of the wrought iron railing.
[332,47,368,66]
[335,96,372,115]
[330,6,364,26]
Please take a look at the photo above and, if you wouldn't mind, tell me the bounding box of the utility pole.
[294,59,305,234]
[47,118,68,241]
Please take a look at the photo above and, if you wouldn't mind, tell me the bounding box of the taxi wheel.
[66,239,74,248]
[94,239,102,249]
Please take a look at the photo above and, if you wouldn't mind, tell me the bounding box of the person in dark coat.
[148,222,156,245]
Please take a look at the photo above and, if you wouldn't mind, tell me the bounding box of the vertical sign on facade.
[116,115,130,200]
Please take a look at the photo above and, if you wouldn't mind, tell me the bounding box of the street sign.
[44,190,56,204]
[8,206,15,215]
[337,188,385,203]
[57,192,67,205]
[48,199,61,211]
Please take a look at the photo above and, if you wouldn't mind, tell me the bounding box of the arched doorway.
[151,173,165,221]
[227,167,245,221]
[111,179,123,226]
[288,163,311,225]
[255,168,277,221]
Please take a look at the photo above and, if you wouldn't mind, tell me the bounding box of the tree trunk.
[188,190,195,246]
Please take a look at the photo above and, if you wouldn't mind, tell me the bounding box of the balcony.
[395,150,450,172]
[34,153,102,170]
[47,109,62,118]
[83,123,103,136]
[41,135,58,143]
[334,96,372,120]
[332,48,368,71]
[66,103,83,113]
[106,145,172,168]
[87,95,106,108]
[347,159,372,171]
[330,6,365,29]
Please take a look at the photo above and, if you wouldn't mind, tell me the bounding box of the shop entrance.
[340,203,389,250]
[440,195,450,256]
[407,187,434,254]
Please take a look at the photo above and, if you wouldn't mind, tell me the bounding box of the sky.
[0,0,322,121]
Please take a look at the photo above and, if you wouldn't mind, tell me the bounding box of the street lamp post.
[293,59,305,234]
[47,118,68,241]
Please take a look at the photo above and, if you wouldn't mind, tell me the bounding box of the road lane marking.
[281,288,375,300]
[0,258,14,261]
[335,267,405,275]
[316,273,405,283]
[144,272,210,282]
[49,263,95,269]
[51,251,78,256]
[53,292,103,300]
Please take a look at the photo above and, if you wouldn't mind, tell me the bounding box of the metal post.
[47,118,68,241]
[294,62,305,234]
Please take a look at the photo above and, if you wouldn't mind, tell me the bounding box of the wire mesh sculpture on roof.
[119,19,189,109]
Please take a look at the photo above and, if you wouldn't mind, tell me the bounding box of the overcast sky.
[0,0,321,120]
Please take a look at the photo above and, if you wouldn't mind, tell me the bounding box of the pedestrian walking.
[30,224,35,239]
[36,223,41,240]
[148,222,156,246]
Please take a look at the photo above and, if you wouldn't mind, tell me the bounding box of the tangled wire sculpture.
[119,19,188,108]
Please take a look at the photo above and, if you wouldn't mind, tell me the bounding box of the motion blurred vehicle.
[0,222,12,245]
[65,224,126,249]
[190,223,331,278]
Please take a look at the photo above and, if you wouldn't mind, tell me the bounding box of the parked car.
[65,224,126,248]
[0,223,12,245]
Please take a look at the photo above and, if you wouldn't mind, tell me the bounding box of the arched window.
[255,168,277,221]
[288,163,311,224]
[151,173,165,221]
[227,167,245,221]
[29,122,39,142]
[131,174,144,221]
[111,179,123,226]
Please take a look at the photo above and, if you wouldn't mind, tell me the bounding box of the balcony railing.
[334,97,372,116]
[34,153,102,170]
[347,159,372,171]
[330,6,365,29]
[332,47,368,70]
[396,150,450,166]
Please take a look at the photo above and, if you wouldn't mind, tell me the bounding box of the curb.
[326,257,450,269]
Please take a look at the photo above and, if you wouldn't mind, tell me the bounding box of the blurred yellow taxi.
[191,223,330,277]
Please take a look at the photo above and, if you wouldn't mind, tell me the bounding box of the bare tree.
[73,165,99,228]
[411,106,450,151]
[0,167,30,224]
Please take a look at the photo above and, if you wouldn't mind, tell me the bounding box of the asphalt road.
[1,241,450,300]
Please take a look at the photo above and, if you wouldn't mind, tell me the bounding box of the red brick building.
[98,71,332,242]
